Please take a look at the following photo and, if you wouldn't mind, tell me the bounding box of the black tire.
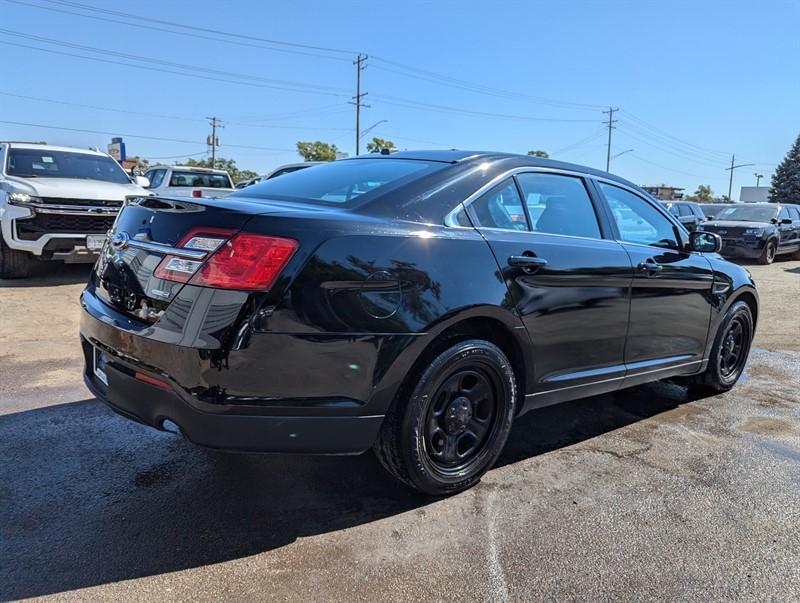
[0,236,33,278]
[758,239,777,265]
[691,300,754,394]
[375,339,517,495]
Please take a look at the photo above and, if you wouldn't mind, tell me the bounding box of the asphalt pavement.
[1,260,799,601]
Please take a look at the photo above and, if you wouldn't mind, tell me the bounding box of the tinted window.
[778,207,791,220]
[600,182,679,249]
[268,166,310,179]
[679,204,693,217]
[7,149,130,184]
[666,203,681,216]
[716,206,779,222]
[169,171,233,188]
[470,179,527,231]
[691,204,705,218]
[516,173,601,239]
[234,158,440,205]
[789,207,800,220]
[146,169,165,189]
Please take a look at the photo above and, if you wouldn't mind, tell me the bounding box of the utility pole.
[350,54,369,155]
[603,107,618,172]
[754,173,764,187]
[724,154,756,201]
[207,116,223,168]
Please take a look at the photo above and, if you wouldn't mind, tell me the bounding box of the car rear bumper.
[79,290,394,454]
[82,357,383,454]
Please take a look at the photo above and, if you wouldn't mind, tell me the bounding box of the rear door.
[777,206,800,253]
[596,181,714,383]
[467,171,632,402]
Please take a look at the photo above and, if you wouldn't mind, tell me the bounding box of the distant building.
[739,186,770,203]
[642,184,685,201]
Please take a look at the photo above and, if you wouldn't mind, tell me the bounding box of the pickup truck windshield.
[169,171,233,188]
[716,206,779,222]
[6,149,131,184]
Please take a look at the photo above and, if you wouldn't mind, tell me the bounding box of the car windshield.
[169,171,233,188]
[232,158,441,205]
[6,148,131,184]
[715,206,779,222]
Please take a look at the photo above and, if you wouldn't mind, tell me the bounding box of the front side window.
[778,206,791,221]
[6,149,131,184]
[599,182,679,249]
[517,172,601,239]
[469,179,528,231]
[146,169,166,189]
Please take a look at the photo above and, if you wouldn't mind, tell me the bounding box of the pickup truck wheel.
[0,237,33,278]
[375,339,517,496]
[690,300,753,394]
[758,239,777,265]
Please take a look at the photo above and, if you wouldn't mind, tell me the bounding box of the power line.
[0,29,350,95]
[615,127,731,169]
[26,0,357,56]
[0,120,296,152]
[618,109,731,159]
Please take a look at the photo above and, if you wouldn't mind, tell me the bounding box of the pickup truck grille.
[40,197,123,208]
[16,213,115,240]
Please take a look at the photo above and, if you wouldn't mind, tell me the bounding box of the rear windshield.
[232,158,441,205]
[169,171,233,188]
[6,148,130,184]
[715,206,779,222]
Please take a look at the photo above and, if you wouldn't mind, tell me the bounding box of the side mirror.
[135,175,151,188]
[781,218,793,225]
[690,231,722,253]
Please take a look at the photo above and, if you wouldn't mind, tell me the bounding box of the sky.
[1,0,798,198]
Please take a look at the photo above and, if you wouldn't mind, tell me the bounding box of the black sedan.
[699,203,800,264]
[80,151,758,495]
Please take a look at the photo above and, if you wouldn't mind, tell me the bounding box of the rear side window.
[235,158,440,205]
[169,171,233,188]
[516,172,601,239]
[600,182,679,249]
[470,179,528,231]
[789,207,800,220]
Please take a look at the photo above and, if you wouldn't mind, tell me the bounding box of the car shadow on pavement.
[0,381,696,599]
[0,263,92,288]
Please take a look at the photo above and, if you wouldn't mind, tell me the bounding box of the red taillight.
[154,229,298,291]
[190,233,298,290]
[192,190,202,198]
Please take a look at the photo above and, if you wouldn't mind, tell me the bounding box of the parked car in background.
[234,162,324,189]
[143,165,233,198]
[700,203,733,221]
[80,150,758,495]
[698,203,800,264]
[661,200,706,231]
[0,142,149,278]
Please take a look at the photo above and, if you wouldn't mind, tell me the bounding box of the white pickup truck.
[0,142,150,278]
[143,165,234,198]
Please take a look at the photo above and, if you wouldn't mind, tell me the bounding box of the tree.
[366,137,396,154]
[182,157,257,184]
[686,184,715,203]
[527,150,549,158]
[769,133,800,204]
[296,141,338,162]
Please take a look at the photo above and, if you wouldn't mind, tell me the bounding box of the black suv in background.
[699,203,800,264]
[662,201,706,231]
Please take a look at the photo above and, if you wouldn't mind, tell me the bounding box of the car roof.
[1,141,109,156]
[347,149,643,191]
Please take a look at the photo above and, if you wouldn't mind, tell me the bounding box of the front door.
[467,172,632,405]
[596,182,715,384]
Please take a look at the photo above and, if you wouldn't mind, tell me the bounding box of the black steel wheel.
[375,339,517,495]
[692,300,754,393]
[758,239,777,265]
